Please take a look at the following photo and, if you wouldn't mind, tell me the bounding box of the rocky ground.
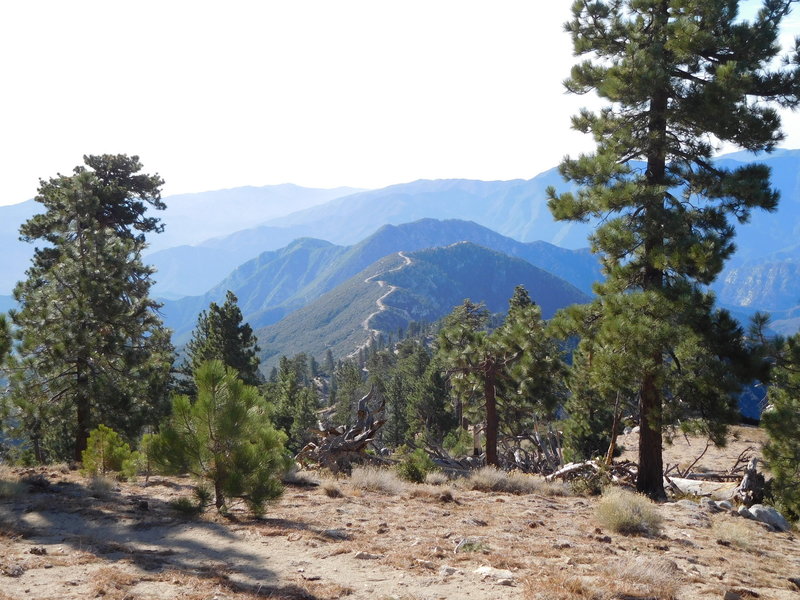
[0,426,798,600]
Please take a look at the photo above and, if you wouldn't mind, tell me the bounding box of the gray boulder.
[748,504,791,531]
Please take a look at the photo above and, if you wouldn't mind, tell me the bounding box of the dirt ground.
[1,426,798,600]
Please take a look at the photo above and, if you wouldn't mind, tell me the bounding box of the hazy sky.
[2,1,800,206]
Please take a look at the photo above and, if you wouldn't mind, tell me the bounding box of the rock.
[738,506,756,520]
[496,578,515,586]
[553,540,571,549]
[717,500,734,511]
[677,499,700,510]
[787,577,800,590]
[748,504,791,532]
[474,565,514,581]
[439,565,461,576]
[632,426,640,434]
[700,498,721,513]
[415,559,436,570]
[353,551,382,560]
[2,564,25,577]
[623,426,633,435]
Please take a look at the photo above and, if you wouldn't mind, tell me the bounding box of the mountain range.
[3,149,800,359]
[160,219,602,345]
[253,242,590,370]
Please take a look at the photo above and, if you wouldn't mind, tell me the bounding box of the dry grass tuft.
[349,466,406,495]
[424,470,450,486]
[525,557,679,600]
[613,556,680,599]
[712,518,755,550]
[88,475,116,497]
[89,566,139,599]
[460,467,568,495]
[596,487,662,535]
[320,479,344,498]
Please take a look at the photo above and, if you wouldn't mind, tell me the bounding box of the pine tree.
[183,291,262,389]
[151,360,290,513]
[761,330,800,519]
[438,292,565,465]
[8,155,173,461]
[547,1,800,498]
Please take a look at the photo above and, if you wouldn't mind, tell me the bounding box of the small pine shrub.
[169,496,203,517]
[443,428,474,457]
[81,425,134,478]
[396,449,437,483]
[596,487,662,535]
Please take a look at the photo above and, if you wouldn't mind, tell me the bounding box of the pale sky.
[2,1,800,206]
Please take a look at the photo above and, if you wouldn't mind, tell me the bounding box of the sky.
[2,1,800,206]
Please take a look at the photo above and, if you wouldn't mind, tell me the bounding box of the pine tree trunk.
[638,374,665,500]
[484,370,498,467]
[214,479,225,509]
[638,6,669,499]
[74,362,90,462]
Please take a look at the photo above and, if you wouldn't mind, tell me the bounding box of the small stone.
[415,559,436,570]
[3,565,25,577]
[677,499,699,510]
[700,498,721,513]
[717,500,733,511]
[464,518,488,527]
[496,578,515,586]
[553,540,571,549]
[439,565,460,576]
[353,551,382,560]
[787,577,800,590]
[474,565,514,581]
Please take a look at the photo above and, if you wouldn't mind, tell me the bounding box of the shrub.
[350,466,405,495]
[150,360,292,515]
[81,425,134,478]
[596,487,662,535]
[396,448,437,483]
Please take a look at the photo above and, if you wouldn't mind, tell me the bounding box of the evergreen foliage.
[437,291,565,466]
[81,424,137,479]
[547,1,800,498]
[183,290,261,390]
[151,360,290,514]
[6,155,173,462]
[762,331,800,519]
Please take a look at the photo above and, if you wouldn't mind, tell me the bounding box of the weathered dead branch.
[295,388,389,474]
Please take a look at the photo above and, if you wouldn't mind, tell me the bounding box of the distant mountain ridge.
[0,184,361,296]
[160,219,602,343]
[254,242,590,370]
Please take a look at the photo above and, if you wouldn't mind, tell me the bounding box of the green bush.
[396,448,437,483]
[151,360,291,515]
[81,425,134,478]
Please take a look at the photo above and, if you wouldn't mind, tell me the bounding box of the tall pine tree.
[8,155,173,461]
[183,291,262,389]
[548,1,800,498]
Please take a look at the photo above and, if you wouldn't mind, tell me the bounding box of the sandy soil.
[0,426,798,600]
